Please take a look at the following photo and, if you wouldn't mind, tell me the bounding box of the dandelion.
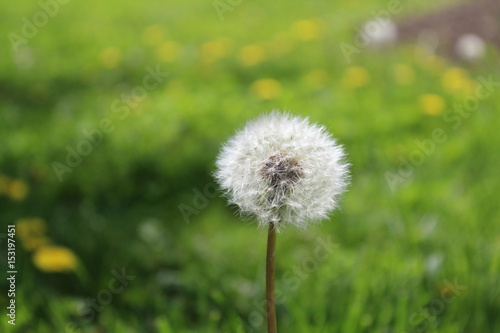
[419,94,446,116]
[361,19,398,48]
[215,111,349,228]
[100,47,122,69]
[342,66,371,89]
[441,67,476,96]
[199,39,230,63]
[33,245,78,272]
[238,44,266,67]
[6,179,29,201]
[291,20,322,41]
[250,78,283,100]
[214,111,350,332]
[455,34,485,62]
[156,41,180,63]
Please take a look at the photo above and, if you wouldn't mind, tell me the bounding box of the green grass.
[1,0,499,332]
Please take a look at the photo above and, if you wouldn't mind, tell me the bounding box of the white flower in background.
[455,33,485,61]
[362,19,398,48]
[214,111,350,229]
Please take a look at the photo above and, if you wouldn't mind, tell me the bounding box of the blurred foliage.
[1,0,499,332]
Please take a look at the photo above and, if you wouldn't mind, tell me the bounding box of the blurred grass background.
[1,0,499,332]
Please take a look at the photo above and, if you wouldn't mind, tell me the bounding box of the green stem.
[266,223,277,333]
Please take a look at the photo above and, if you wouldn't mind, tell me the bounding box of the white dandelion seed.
[362,19,398,49]
[214,111,350,230]
[455,33,486,62]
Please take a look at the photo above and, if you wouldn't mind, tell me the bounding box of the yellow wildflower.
[6,179,29,201]
[33,246,78,272]
[342,66,371,88]
[156,41,180,62]
[238,44,266,67]
[292,20,322,41]
[419,94,446,116]
[250,78,283,100]
[441,67,476,95]
[100,47,122,69]
[200,39,231,63]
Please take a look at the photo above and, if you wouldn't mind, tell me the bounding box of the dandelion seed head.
[362,19,398,48]
[214,111,350,230]
[455,33,485,62]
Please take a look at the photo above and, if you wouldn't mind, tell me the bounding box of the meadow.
[0,0,499,332]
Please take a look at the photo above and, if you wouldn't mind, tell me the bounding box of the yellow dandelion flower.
[303,69,329,88]
[200,39,230,63]
[33,246,78,272]
[268,32,294,55]
[441,67,476,95]
[7,179,29,201]
[100,47,122,69]
[142,25,166,46]
[250,78,283,100]
[17,218,46,239]
[419,94,446,116]
[392,64,415,85]
[292,20,322,41]
[238,44,266,67]
[342,66,371,89]
[156,41,180,62]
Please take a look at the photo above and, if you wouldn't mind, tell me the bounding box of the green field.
[1,0,499,332]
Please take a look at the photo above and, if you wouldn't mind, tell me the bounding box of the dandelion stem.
[266,223,277,333]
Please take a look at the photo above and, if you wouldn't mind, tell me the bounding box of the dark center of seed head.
[261,154,303,190]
